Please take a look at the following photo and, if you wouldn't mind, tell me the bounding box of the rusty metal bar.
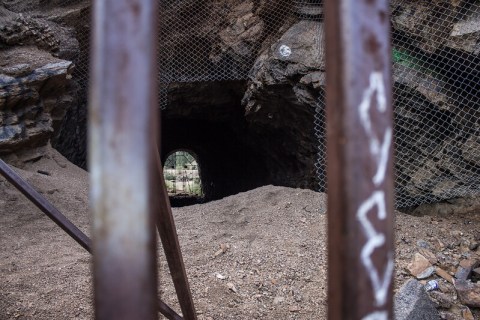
[324,0,395,319]
[89,0,159,319]
[158,299,184,320]
[0,159,92,253]
[154,149,197,320]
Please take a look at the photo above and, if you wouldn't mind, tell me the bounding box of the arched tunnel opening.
[163,150,204,207]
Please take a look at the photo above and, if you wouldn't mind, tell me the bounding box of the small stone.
[214,243,230,257]
[417,239,430,249]
[419,248,438,265]
[435,239,446,250]
[455,266,472,280]
[288,306,300,313]
[436,267,454,284]
[227,282,238,293]
[273,296,284,304]
[461,307,474,320]
[407,253,433,278]
[428,291,453,309]
[468,243,479,251]
[438,281,455,295]
[454,279,480,307]
[417,266,436,279]
[459,259,477,269]
[215,273,226,280]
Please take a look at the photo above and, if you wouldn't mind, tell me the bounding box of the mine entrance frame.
[0,0,394,319]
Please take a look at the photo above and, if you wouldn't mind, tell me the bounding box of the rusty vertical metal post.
[324,0,394,319]
[89,0,159,319]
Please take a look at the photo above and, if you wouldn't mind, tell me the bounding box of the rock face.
[240,17,325,188]
[0,47,74,152]
[0,1,88,164]
[391,0,480,55]
[391,0,480,205]
[0,3,80,156]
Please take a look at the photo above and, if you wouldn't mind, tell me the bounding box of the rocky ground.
[0,147,479,319]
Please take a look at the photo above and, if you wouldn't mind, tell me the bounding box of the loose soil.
[1,148,479,319]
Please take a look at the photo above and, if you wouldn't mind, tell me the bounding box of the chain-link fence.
[2,0,479,207]
[391,0,480,206]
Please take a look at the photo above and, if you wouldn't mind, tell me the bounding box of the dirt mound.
[1,148,479,319]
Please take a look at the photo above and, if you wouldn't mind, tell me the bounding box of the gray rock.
[428,291,453,309]
[454,279,480,308]
[0,47,75,154]
[394,279,441,320]
[417,266,436,280]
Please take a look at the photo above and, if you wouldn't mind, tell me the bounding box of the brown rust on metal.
[324,0,395,319]
[0,159,92,253]
[158,299,185,320]
[89,0,159,319]
[154,146,197,320]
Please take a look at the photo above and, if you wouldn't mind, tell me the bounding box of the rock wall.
[391,0,480,204]
[0,1,88,165]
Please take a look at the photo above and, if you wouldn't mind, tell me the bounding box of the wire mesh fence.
[2,0,479,207]
[391,0,480,206]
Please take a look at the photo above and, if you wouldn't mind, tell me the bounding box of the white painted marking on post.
[357,191,394,306]
[358,72,392,186]
[362,311,388,320]
[356,71,394,308]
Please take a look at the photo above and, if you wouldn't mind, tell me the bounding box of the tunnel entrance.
[159,80,319,205]
[163,150,204,207]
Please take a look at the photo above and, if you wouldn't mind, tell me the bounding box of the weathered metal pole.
[89,0,159,319]
[0,159,91,253]
[324,1,395,319]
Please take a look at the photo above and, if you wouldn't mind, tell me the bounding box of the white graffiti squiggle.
[357,71,394,314]
[359,72,392,186]
[362,311,388,320]
[357,191,394,306]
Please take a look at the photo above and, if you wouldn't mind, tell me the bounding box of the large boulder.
[240,17,325,188]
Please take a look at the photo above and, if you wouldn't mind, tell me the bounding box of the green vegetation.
[392,48,443,79]
[164,151,198,170]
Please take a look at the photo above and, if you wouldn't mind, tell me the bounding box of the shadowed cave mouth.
[160,81,318,207]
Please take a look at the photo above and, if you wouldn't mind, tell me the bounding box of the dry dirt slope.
[1,148,479,319]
